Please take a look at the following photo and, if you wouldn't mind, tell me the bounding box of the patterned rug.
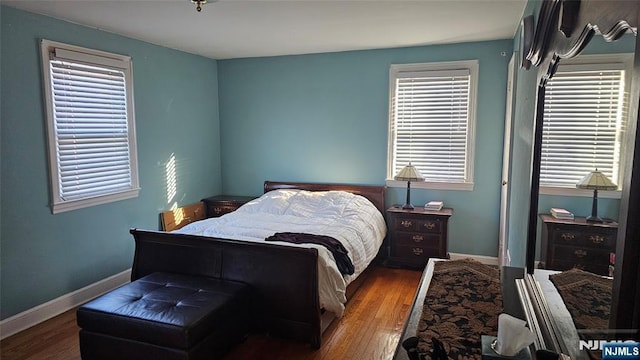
[549,269,612,360]
[549,268,612,331]
[417,259,503,360]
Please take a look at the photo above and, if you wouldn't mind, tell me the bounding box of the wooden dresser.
[202,195,255,218]
[539,214,617,276]
[386,206,453,269]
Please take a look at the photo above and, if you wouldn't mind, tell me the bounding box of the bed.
[130,181,387,348]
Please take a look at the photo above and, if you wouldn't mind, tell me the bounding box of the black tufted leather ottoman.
[77,272,251,360]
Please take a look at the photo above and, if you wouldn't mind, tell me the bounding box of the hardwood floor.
[0,266,422,360]
[0,308,81,360]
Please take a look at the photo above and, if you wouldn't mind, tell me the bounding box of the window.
[540,54,632,196]
[387,60,478,190]
[41,40,139,213]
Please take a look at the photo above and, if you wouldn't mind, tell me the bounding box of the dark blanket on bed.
[265,232,354,275]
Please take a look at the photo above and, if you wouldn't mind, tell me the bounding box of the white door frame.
[499,54,518,266]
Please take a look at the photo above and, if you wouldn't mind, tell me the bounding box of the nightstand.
[540,214,617,276]
[386,206,453,269]
[202,195,255,218]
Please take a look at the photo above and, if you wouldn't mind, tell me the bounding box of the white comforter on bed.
[174,189,387,316]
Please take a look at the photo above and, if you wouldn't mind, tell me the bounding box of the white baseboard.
[0,268,131,340]
[449,252,499,266]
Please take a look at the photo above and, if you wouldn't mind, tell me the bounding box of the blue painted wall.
[0,6,221,319]
[218,40,513,258]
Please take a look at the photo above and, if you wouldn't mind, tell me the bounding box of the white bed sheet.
[174,189,387,316]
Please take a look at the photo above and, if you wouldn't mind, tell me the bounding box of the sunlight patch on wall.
[166,153,177,204]
[170,201,185,226]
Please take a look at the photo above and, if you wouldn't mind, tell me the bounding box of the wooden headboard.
[263,180,387,214]
[160,202,206,231]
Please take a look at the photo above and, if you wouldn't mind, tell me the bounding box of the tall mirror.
[518,1,639,358]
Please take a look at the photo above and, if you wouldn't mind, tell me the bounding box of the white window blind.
[388,61,477,188]
[41,40,139,213]
[541,65,627,188]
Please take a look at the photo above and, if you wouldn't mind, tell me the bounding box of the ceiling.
[2,0,527,60]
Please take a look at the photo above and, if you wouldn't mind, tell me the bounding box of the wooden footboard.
[130,229,322,348]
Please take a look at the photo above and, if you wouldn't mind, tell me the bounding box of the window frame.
[539,53,634,199]
[386,60,478,191]
[40,39,140,214]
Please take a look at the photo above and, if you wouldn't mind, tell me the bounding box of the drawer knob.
[590,235,605,244]
[412,247,423,256]
[561,232,576,241]
[214,207,222,214]
[424,222,436,230]
[401,220,413,228]
[574,249,587,258]
[412,235,424,243]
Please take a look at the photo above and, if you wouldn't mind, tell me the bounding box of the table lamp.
[576,169,617,222]
[394,162,424,209]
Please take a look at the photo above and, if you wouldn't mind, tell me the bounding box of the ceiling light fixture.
[191,0,207,12]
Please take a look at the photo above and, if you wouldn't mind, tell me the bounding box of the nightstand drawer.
[552,245,610,265]
[393,245,440,263]
[392,217,419,231]
[551,227,615,248]
[582,232,616,248]
[207,205,237,217]
[392,216,442,233]
[202,195,255,218]
[418,218,442,233]
[394,232,441,248]
[550,227,581,244]
[551,260,609,276]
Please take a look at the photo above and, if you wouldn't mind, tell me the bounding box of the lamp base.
[586,215,604,223]
[402,181,414,210]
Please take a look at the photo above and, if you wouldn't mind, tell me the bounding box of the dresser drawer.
[392,217,442,233]
[393,232,441,248]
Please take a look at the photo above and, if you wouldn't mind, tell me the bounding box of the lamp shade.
[576,169,617,190]
[394,163,424,182]
[576,169,616,223]
[394,163,424,210]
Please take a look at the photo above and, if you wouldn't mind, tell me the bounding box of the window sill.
[386,179,474,191]
[539,186,622,199]
[52,188,141,214]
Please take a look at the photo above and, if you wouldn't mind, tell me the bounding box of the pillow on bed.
[237,189,372,218]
